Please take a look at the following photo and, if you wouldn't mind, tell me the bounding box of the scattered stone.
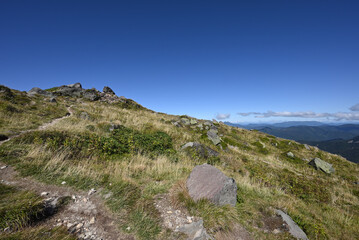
[103,86,115,95]
[272,229,281,234]
[167,211,173,214]
[287,152,295,158]
[88,188,96,196]
[0,165,7,170]
[41,192,49,197]
[49,97,57,103]
[304,144,311,150]
[187,164,237,206]
[61,181,66,185]
[207,129,221,145]
[275,210,308,240]
[126,226,131,231]
[89,217,95,224]
[308,158,335,174]
[176,220,212,240]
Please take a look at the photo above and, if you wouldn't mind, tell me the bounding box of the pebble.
[88,188,97,196]
[61,181,66,185]
[167,211,173,214]
[126,226,131,231]
[89,217,95,224]
[0,166,7,170]
[76,223,84,229]
[273,229,281,234]
[41,192,49,196]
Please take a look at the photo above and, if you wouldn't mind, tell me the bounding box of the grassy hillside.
[1,85,359,239]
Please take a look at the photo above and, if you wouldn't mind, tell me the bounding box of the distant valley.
[226,121,359,163]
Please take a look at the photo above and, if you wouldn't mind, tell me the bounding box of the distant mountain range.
[225,121,359,163]
[301,136,359,163]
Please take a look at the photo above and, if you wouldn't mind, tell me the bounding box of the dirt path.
[0,107,133,240]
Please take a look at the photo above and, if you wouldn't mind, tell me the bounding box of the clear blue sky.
[1,1,359,122]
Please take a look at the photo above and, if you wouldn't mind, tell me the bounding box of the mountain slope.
[1,84,359,240]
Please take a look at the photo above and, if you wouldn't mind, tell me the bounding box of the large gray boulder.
[181,142,219,159]
[308,158,335,174]
[276,210,308,240]
[207,129,221,145]
[27,87,53,97]
[187,164,237,206]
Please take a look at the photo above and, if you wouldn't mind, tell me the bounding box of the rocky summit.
[0,83,359,240]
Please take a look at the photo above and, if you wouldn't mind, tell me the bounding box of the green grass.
[0,184,44,230]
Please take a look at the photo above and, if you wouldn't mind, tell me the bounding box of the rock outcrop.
[103,86,115,95]
[187,164,237,206]
[28,87,54,97]
[308,158,335,174]
[181,142,219,159]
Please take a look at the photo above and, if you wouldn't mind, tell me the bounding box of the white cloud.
[216,113,230,120]
[237,111,359,121]
[350,103,359,111]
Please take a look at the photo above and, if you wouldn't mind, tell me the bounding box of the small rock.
[167,211,173,214]
[287,152,295,158]
[61,181,66,185]
[40,192,49,197]
[83,198,88,203]
[76,223,84,229]
[276,209,308,240]
[89,217,95,224]
[304,144,311,150]
[0,165,7,170]
[126,226,131,231]
[175,210,181,214]
[67,223,74,229]
[273,229,281,234]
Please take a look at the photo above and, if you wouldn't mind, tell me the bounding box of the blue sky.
[1,1,359,122]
